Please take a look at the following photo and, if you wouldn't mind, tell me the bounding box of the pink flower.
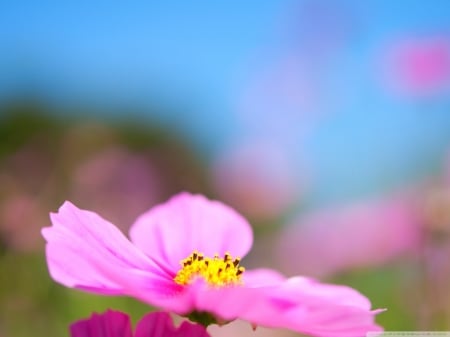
[42,192,383,337]
[277,196,421,277]
[70,147,163,233]
[211,141,300,221]
[381,37,450,97]
[70,310,210,337]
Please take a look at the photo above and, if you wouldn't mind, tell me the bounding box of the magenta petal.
[175,321,211,337]
[70,310,132,337]
[71,311,210,337]
[134,312,176,337]
[42,201,174,298]
[129,192,253,272]
[135,312,210,337]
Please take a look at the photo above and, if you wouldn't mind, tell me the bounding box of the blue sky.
[0,1,290,148]
[1,0,450,204]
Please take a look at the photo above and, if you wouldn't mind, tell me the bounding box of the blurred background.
[1,1,450,336]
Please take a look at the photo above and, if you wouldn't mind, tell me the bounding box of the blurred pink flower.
[211,142,301,221]
[71,147,163,232]
[382,37,450,97]
[42,192,383,337]
[70,310,210,337]
[0,143,55,252]
[277,195,422,277]
[0,194,48,252]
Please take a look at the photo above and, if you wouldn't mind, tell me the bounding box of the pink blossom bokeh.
[70,146,163,232]
[277,194,422,278]
[380,36,450,98]
[211,141,301,221]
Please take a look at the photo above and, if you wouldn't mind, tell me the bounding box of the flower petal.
[147,273,383,337]
[134,312,175,337]
[286,306,384,337]
[172,281,274,320]
[129,192,253,272]
[135,312,210,337]
[242,268,285,287]
[176,321,211,337]
[277,277,373,310]
[70,310,132,337]
[135,278,282,324]
[268,277,384,337]
[42,201,175,297]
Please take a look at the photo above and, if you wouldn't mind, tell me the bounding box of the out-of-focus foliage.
[0,103,211,337]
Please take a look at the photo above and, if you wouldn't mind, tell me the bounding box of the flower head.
[70,310,210,337]
[42,192,384,337]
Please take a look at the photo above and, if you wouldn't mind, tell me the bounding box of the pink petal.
[140,275,284,323]
[242,268,286,287]
[135,312,210,337]
[178,280,277,320]
[268,277,384,337]
[278,277,373,310]
[70,310,132,337]
[42,201,175,298]
[129,192,253,272]
[184,272,297,325]
[150,273,382,337]
[288,308,384,337]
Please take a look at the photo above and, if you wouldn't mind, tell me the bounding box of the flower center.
[174,251,245,286]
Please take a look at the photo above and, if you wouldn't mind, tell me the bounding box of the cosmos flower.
[70,310,210,337]
[382,37,450,97]
[211,141,300,221]
[277,195,421,277]
[70,146,163,232]
[42,192,383,337]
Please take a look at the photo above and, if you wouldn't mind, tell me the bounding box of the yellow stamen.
[174,251,245,286]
